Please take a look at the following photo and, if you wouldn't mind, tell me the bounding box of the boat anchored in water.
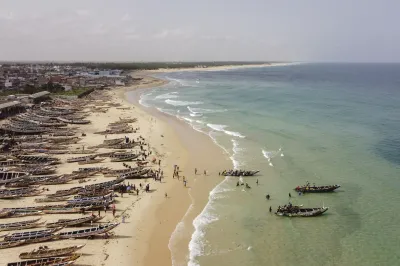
[294,182,340,193]
[275,203,328,217]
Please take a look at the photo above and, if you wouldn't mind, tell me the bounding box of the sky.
[0,0,399,62]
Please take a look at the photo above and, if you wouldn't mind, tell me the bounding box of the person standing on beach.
[104,206,107,214]
[204,170,207,176]
[256,179,259,185]
[195,168,197,175]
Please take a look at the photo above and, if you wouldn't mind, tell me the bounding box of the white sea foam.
[188,106,227,114]
[155,107,176,116]
[165,99,203,106]
[189,113,203,117]
[262,148,284,166]
[188,176,232,266]
[207,124,245,138]
[155,92,179,99]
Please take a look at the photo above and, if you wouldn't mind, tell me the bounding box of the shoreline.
[144,62,293,73]
[115,71,232,265]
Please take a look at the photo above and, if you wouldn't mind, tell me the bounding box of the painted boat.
[58,223,119,239]
[0,172,29,184]
[0,240,25,249]
[19,244,85,259]
[294,184,340,193]
[275,206,329,217]
[46,215,96,228]
[8,254,80,266]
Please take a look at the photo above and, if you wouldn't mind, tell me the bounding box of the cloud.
[0,11,14,20]
[75,9,90,17]
[153,28,191,39]
[121,14,132,22]
[125,34,141,40]
[201,35,235,41]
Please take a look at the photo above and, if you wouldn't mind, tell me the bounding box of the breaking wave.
[207,124,245,138]
[165,99,203,106]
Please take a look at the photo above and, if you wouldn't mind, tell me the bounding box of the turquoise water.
[138,64,400,266]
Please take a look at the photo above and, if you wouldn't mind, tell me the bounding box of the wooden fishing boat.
[2,208,43,218]
[67,155,97,163]
[103,138,124,145]
[72,167,106,174]
[46,216,97,228]
[0,171,29,184]
[77,158,105,165]
[0,240,25,249]
[15,155,60,164]
[221,170,260,177]
[6,233,55,244]
[38,176,73,185]
[69,193,112,204]
[0,218,41,227]
[77,189,112,197]
[84,177,125,191]
[8,254,80,266]
[43,206,92,214]
[110,154,139,162]
[19,244,85,259]
[275,205,329,217]
[5,228,59,241]
[35,196,69,203]
[59,223,119,239]
[294,184,340,193]
[0,220,43,232]
[57,117,90,124]
[68,149,98,155]
[108,143,137,149]
[47,187,82,198]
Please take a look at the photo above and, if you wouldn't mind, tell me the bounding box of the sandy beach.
[0,67,231,266]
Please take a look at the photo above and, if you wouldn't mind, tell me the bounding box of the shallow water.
[136,63,400,266]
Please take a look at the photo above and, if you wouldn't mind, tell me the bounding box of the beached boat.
[0,171,29,184]
[5,228,59,241]
[67,155,97,163]
[8,254,80,266]
[57,117,90,124]
[77,189,112,197]
[47,187,82,198]
[15,155,60,164]
[0,219,43,232]
[35,196,69,203]
[77,158,105,165]
[294,184,340,193]
[19,244,85,259]
[0,240,25,249]
[275,205,329,217]
[110,153,139,162]
[43,206,92,214]
[103,138,124,145]
[59,223,119,239]
[46,215,97,228]
[6,233,55,244]
[84,177,125,191]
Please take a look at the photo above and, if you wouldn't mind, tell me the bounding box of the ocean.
[135,63,400,266]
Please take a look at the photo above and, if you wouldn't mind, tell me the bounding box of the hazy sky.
[0,0,399,62]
